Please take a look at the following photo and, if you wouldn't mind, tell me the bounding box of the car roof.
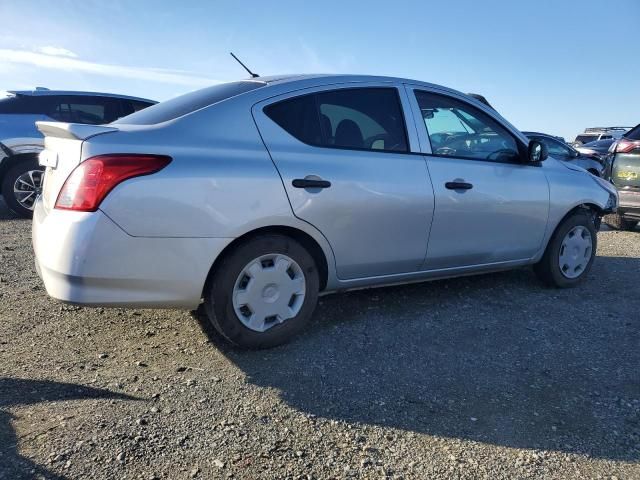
[261,73,442,87]
[7,89,156,104]
[254,73,466,97]
[522,131,561,139]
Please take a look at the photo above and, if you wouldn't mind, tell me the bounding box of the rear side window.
[264,88,408,153]
[264,94,321,145]
[114,81,265,125]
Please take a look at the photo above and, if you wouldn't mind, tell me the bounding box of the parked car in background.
[575,138,616,162]
[0,89,155,217]
[571,127,631,147]
[32,75,618,348]
[604,123,640,230]
[523,131,606,176]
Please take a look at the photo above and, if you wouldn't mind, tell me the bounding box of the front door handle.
[292,178,331,189]
[445,181,473,190]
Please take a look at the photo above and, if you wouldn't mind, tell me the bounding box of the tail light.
[615,138,640,153]
[55,154,171,212]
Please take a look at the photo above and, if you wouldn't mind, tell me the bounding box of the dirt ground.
[1,199,639,479]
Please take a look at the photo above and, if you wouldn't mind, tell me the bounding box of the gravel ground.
[0,198,639,480]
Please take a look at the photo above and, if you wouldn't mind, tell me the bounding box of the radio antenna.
[230,52,259,78]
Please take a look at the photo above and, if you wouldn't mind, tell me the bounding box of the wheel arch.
[0,151,41,184]
[537,202,603,262]
[202,225,331,299]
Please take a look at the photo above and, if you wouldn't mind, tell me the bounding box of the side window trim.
[254,82,421,154]
[405,85,527,164]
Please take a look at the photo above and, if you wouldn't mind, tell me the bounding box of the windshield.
[114,81,265,125]
[625,124,640,140]
[583,138,614,148]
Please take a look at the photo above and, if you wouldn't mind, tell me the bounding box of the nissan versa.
[32,75,618,348]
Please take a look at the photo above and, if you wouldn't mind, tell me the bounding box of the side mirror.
[528,140,548,163]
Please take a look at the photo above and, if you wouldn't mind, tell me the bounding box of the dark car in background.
[523,132,606,177]
[0,89,155,217]
[575,138,616,162]
[605,124,640,230]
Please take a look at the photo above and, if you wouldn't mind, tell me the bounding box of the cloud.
[0,48,218,87]
[38,46,78,58]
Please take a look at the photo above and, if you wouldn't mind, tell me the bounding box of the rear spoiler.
[36,121,118,141]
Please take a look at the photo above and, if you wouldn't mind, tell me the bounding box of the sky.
[0,0,639,140]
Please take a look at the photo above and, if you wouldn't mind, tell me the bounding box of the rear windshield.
[0,95,41,114]
[114,81,265,125]
[575,134,598,144]
[625,124,640,140]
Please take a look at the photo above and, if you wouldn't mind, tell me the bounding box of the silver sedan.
[32,75,618,348]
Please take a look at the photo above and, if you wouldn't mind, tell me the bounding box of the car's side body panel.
[31,74,617,310]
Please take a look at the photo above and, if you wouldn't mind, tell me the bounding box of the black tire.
[534,212,597,288]
[1,158,44,218]
[603,213,638,231]
[204,234,320,349]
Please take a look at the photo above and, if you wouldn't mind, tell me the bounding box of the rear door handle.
[445,181,473,190]
[292,178,331,189]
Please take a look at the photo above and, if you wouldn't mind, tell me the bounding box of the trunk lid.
[36,121,117,211]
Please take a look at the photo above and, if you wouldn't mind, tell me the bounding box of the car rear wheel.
[204,234,319,349]
[534,212,597,287]
[603,213,638,231]
[1,158,44,218]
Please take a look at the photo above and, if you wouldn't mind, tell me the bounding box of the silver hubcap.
[232,254,306,332]
[559,226,593,279]
[14,169,44,210]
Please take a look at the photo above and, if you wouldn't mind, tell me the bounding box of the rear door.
[253,84,434,280]
[406,86,549,270]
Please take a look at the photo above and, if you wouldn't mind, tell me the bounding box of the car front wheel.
[534,212,597,287]
[204,234,320,349]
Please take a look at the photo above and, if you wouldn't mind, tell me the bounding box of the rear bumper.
[618,190,640,220]
[32,198,231,309]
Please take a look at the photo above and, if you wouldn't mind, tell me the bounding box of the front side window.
[264,87,408,153]
[626,124,640,140]
[414,90,520,162]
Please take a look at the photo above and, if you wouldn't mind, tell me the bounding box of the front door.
[409,88,549,270]
[253,85,435,280]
